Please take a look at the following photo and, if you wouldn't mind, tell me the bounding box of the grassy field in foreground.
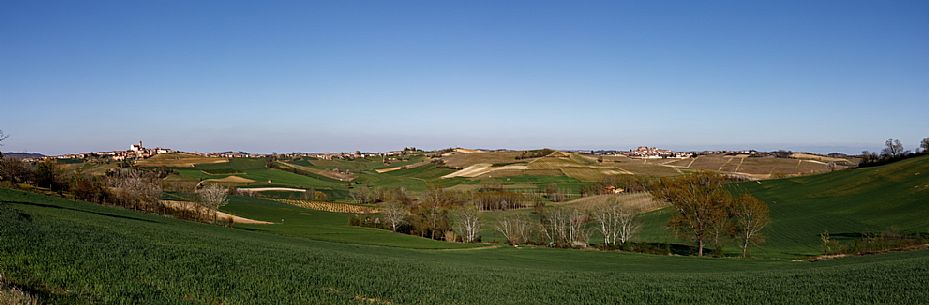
[2,188,928,304]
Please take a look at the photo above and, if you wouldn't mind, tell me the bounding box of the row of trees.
[363,172,770,257]
[372,186,535,240]
[860,137,929,167]
[0,156,231,226]
[368,191,645,248]
[580,175,652,196]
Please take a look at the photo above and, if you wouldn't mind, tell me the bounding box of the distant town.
[10,141,858,164]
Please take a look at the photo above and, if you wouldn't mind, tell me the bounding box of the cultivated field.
[277,199,378,214]
[7,150,919,303]
[2,176,928,304]
[135,153,228,168]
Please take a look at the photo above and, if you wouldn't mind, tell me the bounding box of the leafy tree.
[652,172,731,256]
[313,191,328,201]
[34,160,63,191]
[921,138,929,153]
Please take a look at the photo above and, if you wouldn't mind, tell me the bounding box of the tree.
[33,160,62,191]
[921,138,929,153]
[382,201,408,232]
[540,207,589,247]
[652,172,731,257]
[860,151,879,164]
[313,190,328,201]
[451,204,481,243]
[708,198,734,257]
[418,186,457,239]
[111,170,163,212]
[0,130,7,158]
[882,138,905,158]
[732,194,770,258]
[0,157,30,184]
[350,184,374,203]
[197,184,229,221]
[545,183,565,202]
[495,215,532,246]
[591,198,641,247]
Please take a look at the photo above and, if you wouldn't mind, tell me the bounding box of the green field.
[3,154,927,304]
[1,186,928,304]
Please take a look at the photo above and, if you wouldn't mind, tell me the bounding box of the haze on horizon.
[2,0,927,155]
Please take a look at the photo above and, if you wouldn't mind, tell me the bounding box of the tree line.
[0,156,234,227]
[351,172,770,257]
[860,137,929,167]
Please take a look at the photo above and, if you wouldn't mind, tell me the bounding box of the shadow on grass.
[618,242,718,256]
[1,200,159,224]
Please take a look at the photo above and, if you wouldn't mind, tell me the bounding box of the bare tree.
[196,184,229,221]
[111,170,163,212]
[732,194,770,258]
[350,184,374,203]
[616,206,641,245]
[566,208,590,247]
[540,207,589,247]
[451,203,481,243]
[592,197,642,247]
[860,151,879,164]
[495,214,532,245]
[921,138,929,153]
[381,201,408,232]
[0,130,7,158]
[882,138,905,158]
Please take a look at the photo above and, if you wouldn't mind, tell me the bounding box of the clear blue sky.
[2,0,927,154]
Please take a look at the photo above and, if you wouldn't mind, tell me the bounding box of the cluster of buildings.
[193,150,411,161]
[625,146,692,159]
[37,141,174,162]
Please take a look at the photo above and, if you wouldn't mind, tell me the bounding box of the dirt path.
[237,187,306,193]
[375,159,433,173]
[734,157,745,172]
[719,157,734,171]
[161,200,273,224]
[430,244,502,251]
[441,163,528,179]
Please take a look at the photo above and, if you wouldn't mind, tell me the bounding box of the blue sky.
[1,0,927,154]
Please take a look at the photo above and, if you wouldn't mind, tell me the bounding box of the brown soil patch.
[559,192,667,213]
[202,175,255,184]
[277,199,378,214]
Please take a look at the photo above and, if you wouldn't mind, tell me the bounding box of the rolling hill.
[1,155,929,303]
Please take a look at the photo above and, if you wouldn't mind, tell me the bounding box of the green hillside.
[743,155,929,256]
[2,157,929,304]
[2,188,928,304]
